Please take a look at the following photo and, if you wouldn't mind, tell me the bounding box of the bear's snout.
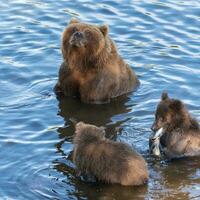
[69,31,86,47]
[151,122,157,132]
[73,31,84,40]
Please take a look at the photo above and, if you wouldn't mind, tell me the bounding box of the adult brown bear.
[73,122,148,186]
[150,92,200,159]
[55,18,139,104]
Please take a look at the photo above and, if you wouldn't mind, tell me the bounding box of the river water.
[0,0,200,199]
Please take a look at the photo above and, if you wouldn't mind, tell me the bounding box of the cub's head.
[151,92,191,133]
[62,18,109,61]
[74,122,106,143]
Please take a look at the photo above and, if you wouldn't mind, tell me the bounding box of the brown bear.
[150,92,200,159]
[73,122,148,186]
[54,18,139,104]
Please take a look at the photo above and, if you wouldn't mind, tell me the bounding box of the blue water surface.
[0,0,200,199]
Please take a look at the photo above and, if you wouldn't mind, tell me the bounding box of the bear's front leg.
[54,62,79,98]
[62,78,79,98]
[54,80,63,96]
[54,62,68,96]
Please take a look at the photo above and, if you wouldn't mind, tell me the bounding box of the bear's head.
[151,92,194,133]
[62,18,110,68]
[74,122,106,143]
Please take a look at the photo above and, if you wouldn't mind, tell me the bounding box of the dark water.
[0,0,200,199]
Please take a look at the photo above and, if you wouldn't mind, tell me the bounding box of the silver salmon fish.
[150,128,164,157]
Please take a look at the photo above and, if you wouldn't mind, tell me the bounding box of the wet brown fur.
[55,18,139,103]
[151,92,200,158]
[73,122,148,186]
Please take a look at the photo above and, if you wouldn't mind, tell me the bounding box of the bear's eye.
[85,30,92,38]
[71,27,78,33]
[160,117,165,122]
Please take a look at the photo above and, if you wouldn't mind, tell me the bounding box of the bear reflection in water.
[57,95,132,140]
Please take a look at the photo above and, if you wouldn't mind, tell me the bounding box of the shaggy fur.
[73,122,148,186]
[55,18,139,103]
[151,92,200,159]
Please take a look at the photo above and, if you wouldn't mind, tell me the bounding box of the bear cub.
[55,18,139,104]
[73,122,148,186]
[150,92,200,159]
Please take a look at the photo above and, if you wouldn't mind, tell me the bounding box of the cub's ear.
[161,92,169,100]
[99,126,106,132]
[99,126,106,136]
[69,117,78,126]
[75,121,85,130]
[169,100,183,112]
[99,25,109,36]
[69,18,80,25]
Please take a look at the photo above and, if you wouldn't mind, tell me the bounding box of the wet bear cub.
[55,18,139,104]
[73,122,148,186]
[151,92,200,159]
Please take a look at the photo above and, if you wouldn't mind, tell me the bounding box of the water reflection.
[149,157,200,199]
[56,94,132,140]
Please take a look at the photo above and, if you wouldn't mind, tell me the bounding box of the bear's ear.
[69,18,80,25]
[69,117,77,126]
[161,92,169,100]
[99,25,109,36]
[169,100,183,112]
[75,121,85,131]
[99,126,106,136]
[99,126,106,132]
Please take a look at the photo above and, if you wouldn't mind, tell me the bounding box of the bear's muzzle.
[69,31,86,47]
